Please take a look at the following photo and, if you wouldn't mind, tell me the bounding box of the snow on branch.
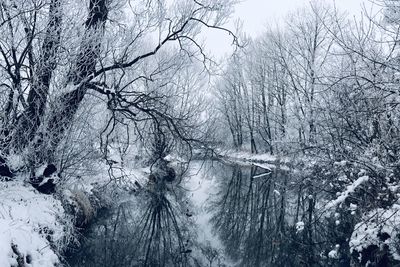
[324,175,369,211]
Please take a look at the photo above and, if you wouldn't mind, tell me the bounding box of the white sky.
[235,0,368,36]
[204,0,374,59]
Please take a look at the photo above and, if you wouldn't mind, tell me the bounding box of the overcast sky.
[238,0,368,35]
[205,0,373,59]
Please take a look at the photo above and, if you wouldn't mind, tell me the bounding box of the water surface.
[68,160,348,266]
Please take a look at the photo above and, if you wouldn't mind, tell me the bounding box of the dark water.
[67,160,350,267]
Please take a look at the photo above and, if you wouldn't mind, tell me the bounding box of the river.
[67,160,351,267]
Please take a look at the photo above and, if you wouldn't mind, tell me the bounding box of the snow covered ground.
[0,179,73,267]
[220,150,277,162]
[0,155,149,267]
[218,150,291,171]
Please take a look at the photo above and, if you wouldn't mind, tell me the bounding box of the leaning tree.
[0,0,238,182]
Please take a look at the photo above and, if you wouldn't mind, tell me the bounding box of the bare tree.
[0,0,239,182]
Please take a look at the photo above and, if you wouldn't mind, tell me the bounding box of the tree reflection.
[69,180,195,267]
[208,162,333,267]
[129,184,190,266]
[68,161,354,267]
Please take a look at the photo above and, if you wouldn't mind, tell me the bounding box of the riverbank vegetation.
[1,0,400,266]
[213,1,400,265]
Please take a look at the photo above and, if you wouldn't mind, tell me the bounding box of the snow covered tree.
[0,0,238,185]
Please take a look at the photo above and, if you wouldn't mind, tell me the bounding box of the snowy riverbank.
[0,160,149,267]
[217,149,291,171]
[0,179,73,267]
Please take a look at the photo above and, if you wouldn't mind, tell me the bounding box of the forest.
[0,0,400,266]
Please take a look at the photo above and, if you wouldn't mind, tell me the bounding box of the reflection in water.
[129,186,189,266]
[68,161,353,266]
[209,163,296,266]
[69,180,195,267]
[207,162,352,267]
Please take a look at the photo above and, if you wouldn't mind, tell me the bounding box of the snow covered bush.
[350,204,400,265]
[64,187,97,227]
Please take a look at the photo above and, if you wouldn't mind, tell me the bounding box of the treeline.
[215,1,400,164]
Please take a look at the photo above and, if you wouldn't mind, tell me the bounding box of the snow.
[6,154,24,171]
[296,221,304,233]
[349,203,358,211]
[0,179,73,267]
[252,172,271,179]
[350,203,400,261]
[223,150,277,162]
[328,245,340,259]
[357,169,367,177]
[67,158,148,194]
[252,163,273,171]
[328,250,338,259]
[0,155,148,267]
[218,150,291,172]
[35,164,47,178]
[164,153,186,163]
[324,175,369,211]
[39,171,60,186]
[273,189,281,196]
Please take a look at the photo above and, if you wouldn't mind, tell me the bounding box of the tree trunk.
[12,0,62,151]
[44,0,108,161]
